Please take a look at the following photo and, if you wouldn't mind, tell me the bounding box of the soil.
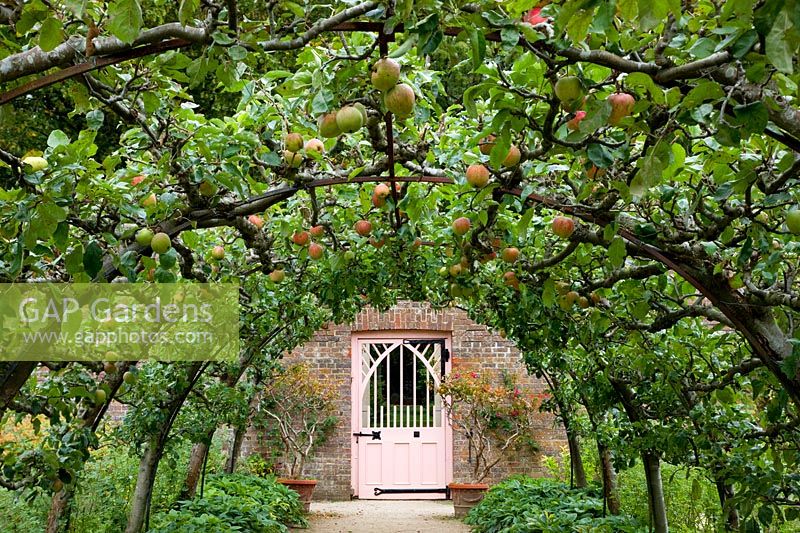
[291,499,472,533]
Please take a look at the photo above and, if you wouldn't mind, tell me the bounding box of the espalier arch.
[0,2,799,533]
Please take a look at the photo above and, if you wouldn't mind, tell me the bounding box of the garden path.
[292,499,471,533]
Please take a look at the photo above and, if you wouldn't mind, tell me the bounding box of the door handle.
[353,431,381,442]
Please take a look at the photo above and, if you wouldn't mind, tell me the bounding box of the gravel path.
[292,499,472,533]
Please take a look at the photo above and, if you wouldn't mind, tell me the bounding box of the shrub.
[465,476,645,533]
[148,473,306,533]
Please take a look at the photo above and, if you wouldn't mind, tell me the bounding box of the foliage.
[465,476,644,533]
[148,473,306,533]
[438,371,540,482]
[251,363,338,479]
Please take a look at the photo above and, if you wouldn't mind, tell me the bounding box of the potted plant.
[253,363,338,512]
[438,371,540,518]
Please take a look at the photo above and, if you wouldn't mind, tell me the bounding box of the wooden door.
[353,337,451,499]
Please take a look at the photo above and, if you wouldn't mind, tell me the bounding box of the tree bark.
[124,362,204,533]
[642,451,669,533]
[45,489,72,533]
[567,432,588,489]
[179,438,211,500]
[598,444,621,515]
[225,426,245,474]
[0,362,37,419]
[716,480,740,531]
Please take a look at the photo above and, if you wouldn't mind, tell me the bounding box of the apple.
[452,217,471,236]
[590,292,601,304]
[103,361,118,374]
[94,389,107,404]
[786,209,800,235]
[285,132,303,152]
[552,217,575,239]
[343,250,356,262]
[555,281,570,295]
[371,57,401,91]
[354,220,372,236]
[502,145,521,167]
[131,175,146,186]
[22,155,48,172]
[449,264,462,277]
[283,150,303,168]
[374,183,391,198]
[501,247,520,263]
[607,92,636,125]
[578,296,590,309]
[554,76,585,112]
[479,135,496,155]
[354,102,368,124]
[308,242,324,260]
[524,7,548,25]
[198,180,218,197]
[566,111,587,131]
[565,291,580,305]
[305,138,325,155]
[318,112,341,138]
[310,225,325,237]
[150,232,171,254]
[384,83,415,117]
[292,231,310,246]
[248,215,265,230]
[372,192,386,208]
[135,228,154,247]
[141,193,157,208]
[370,236,386,248]
[503,271,520,290]
[211,245,225,260]
[269,269,285,283]
[336,105,364,133]
[480,251,497,263]
[466,164,490,188]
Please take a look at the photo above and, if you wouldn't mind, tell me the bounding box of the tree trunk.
[125,439,163,533]
[598,444,621,515]
[225,426,245,474]
[716,480,739,531]
[45,489,72,533]
[179,439,211,500]
[567,432,587,488]
[642,451,668,533]
[124,362,204,533]
[0,362,36,419]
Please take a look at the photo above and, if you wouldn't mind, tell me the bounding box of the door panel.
[354,338,451,499]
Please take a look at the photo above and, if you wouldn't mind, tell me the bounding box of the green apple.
[786,209,800,235]
[135,228,154,247]
[150,232,171,254]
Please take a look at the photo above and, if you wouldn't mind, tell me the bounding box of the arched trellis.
[2,12,799,415]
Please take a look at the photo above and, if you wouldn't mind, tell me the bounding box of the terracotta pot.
[448,482,489,518]
[277,478,317,513]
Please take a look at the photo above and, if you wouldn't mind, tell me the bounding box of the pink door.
[352,337,452,499]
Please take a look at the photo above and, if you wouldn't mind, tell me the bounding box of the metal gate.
[352,336,452,499]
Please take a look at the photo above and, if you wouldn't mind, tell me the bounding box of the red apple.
[501,247,520,263]
[523,7,548,25]
[308,242,324,260]
[131,175,146,186]
[292,231,310,246]
[466,164,491,188]
[607,92,636,125]
[452,217,471,236]
[269,269,285,283]
[566,111,587,131]
[211,245,225,260]
[248,215,265,229]
[374,183,391,198]
[552,217,575,239]
[310,225,325,237]
[503,271,520,290]
[354,220,372,237]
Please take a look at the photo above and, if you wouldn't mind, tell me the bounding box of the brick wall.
[241,301,566,500]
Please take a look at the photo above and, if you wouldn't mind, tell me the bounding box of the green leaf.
[608,237,626,268]
[733,102,769,135]
[587,143,614,168]
[47,130,70,148]
[466,27,486,71]
[107,0,143,44]
[65,245,84,275]
[39,17,64,52]
[732,29,758,58]
[178,0,199,26]
[765,8,795,73]
[83,241,103,279]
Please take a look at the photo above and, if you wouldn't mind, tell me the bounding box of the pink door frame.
[350,331,454,498]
